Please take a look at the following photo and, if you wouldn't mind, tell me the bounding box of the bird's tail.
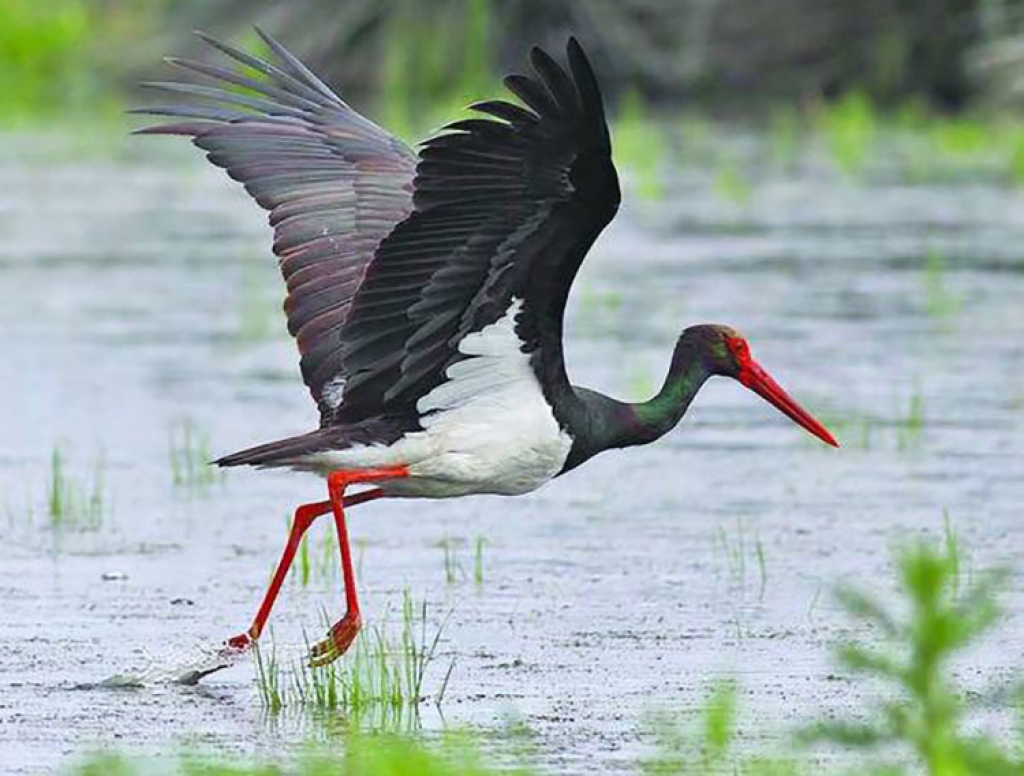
[215,428,336,469]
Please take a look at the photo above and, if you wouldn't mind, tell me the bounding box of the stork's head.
[685,324,839,448]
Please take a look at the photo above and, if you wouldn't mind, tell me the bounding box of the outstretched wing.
[134,29,416,420]
[335,38,620,426]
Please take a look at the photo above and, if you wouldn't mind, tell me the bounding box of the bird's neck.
[561,339,712,472]
[626,346,711,446]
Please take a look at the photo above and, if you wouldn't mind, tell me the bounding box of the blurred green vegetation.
[0,0,93,122]
[71,731,532,776]
[0,0,155,125]
[4,2,1024,188]
[380,0,496,142]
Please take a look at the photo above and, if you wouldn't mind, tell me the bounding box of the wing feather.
[335,38,619,424]
[135,29,416,420]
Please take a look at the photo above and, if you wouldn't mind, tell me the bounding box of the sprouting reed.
[289,516,338,588]
[46,446,105,531]
[895,387,925,451]
[924,247,961,319]
[168,420,223,493]
[473,536,485,586]
[713,518,767,600]
[439,535,463,585]
[437,535,487,586]
[254,590,453,717]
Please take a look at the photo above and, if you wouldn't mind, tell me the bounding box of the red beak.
[739,360,839,448]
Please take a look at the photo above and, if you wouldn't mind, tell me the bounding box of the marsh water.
[2,128,1024,774]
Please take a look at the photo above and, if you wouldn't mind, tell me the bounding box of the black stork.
[136,30,838,669]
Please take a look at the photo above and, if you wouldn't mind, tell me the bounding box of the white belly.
[304,299,573,498]
[306,382,572,498]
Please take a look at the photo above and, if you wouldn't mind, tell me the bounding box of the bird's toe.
[307,612,362,668]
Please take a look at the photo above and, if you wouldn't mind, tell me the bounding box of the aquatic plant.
[254,590,452,714]
[815,89,877,178]
[473,536,485,586]
[318,528,338,583]
[169,420,223,493]
[298,529,311,588]
[0,1,101,123]
[805,406,874,451]
[63,532,1024,775]
[712,160,752,206]
[803,538,1021,774]
[46,446,105,530]
[285,508,340,589]
[642,680,801,775]
[713,519,766,598]
[642,532,1023,775]
[439,536,464,585]
[754,538,767,602]
[928,115,990,159]
[1010,130,1024,185]
[924,248,961,319]
[895,388,926,452]
[435,535,487,587]
[814,392,927,453]
[71,729,522,776]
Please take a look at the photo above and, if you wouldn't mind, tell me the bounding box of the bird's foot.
[225,632,253,652]
[308,611,362,668]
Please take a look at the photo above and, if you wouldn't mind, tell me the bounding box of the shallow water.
[2,130,1024,774]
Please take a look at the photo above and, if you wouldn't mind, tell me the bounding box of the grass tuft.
[46,446,105,531]
[254,590,452,716]
[895,388,926,451]
[169,420,223,493]
[439,536,463,585]
[714,519,766,598]
[473,536,485,586]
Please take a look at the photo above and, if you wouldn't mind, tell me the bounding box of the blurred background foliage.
[1,0,1023,187]
[2,0,1024,125]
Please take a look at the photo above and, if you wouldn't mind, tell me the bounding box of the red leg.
[225,499,331,651]
[224,486,393,653]
[308,466,409,667]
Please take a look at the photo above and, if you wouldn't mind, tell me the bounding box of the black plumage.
[335,39,620,427]
[137,31,619,467]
